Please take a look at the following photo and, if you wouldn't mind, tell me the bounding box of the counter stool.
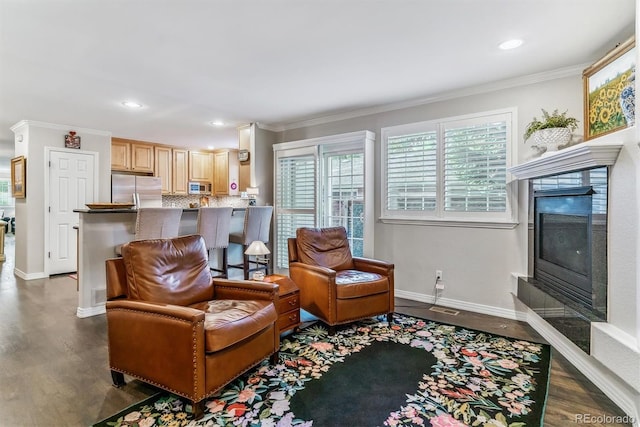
[228,206,273,280]
[196,207,233,277]
[115,207,183,255]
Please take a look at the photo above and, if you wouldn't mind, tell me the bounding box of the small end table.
[263,274,300,334]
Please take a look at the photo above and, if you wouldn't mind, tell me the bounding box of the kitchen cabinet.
[131,143,154,173]
[111,138,154,173]
[189,151,213,183]
[213,149,239,195]
[173,149,189,195]
[111,139,130,171]
[154,146,172,194]
[154,146,190,195]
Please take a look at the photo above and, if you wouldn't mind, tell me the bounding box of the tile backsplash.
[162,195,250,209]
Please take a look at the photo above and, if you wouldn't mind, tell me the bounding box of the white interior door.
[48,149,96,275]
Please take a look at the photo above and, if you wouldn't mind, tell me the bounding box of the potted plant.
[524,109,579,155]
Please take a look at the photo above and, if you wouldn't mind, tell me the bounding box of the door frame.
[272,130,375,266]
[43,147,100,276]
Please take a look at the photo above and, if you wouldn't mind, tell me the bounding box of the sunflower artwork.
[583,36,635,140]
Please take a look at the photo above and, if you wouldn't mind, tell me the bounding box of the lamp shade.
[244,240,270,255]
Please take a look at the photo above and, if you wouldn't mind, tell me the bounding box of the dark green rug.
[94,313,551,426]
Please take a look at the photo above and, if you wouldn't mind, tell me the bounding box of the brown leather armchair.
[288,227,394,331]
[105,234,280,418]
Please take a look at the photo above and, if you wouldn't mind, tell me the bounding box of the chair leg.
[191,400,205,420]
[387,312,394,324]
[222,247,228,278]
[270,351,279,365]
[243,247,250,280]
[328,325,337,336]
[111,370,125,388]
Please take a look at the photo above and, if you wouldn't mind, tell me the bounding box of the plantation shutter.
[386,131,438,212]
[443,116,508,212]
[275,148,317,268]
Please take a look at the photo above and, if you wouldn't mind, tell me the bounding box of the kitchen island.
[74,207,246,318]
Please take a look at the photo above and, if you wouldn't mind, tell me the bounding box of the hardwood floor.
[0,235,630,426]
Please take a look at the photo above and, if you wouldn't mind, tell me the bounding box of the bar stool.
[228,206,273,280]
[196,207,233,277]
[115,207,183,255]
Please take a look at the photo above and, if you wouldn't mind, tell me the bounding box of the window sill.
[379,217,519,229]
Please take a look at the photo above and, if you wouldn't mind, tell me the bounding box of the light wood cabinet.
[213,150,239,195]
[111,139,131,171]
[172,149,189,195]
[154,146,172,194]
[189,151,213,183]
[111,138,154,173]
[131,143,154,173]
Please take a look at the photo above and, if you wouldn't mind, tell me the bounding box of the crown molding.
[269,63,590,133]
[10,120,112,136]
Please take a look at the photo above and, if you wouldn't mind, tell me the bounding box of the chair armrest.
[289,262,337,291]
[212,278,279,303]
[353,257,395,276]
[289,262,336,277]
[106,299,205,322]
[106,300,207,399]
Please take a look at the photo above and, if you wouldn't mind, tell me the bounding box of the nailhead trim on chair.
[109,309,277,402]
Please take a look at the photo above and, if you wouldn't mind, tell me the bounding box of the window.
[275,147,317,269]
[0,179,12,207]
[273,131,375,269]
[381,109,516,226]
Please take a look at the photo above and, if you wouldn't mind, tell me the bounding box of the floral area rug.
[94,313,550,427]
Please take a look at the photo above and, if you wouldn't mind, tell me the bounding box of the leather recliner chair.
[105,234,280,418]
[288,226,394,332]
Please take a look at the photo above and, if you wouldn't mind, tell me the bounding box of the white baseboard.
[76,304,106,318]
[395,289,526,322]
[525,307,639,425]
[14,268,48,281]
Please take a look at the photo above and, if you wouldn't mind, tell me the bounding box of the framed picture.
[11,156,26,199]
[583,36,635,140]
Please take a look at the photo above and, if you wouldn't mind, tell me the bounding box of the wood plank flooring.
[0,234,631,426]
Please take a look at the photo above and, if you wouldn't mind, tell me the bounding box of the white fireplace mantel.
[508,140,624,180]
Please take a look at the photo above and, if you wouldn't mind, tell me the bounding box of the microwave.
[188,181,212,195]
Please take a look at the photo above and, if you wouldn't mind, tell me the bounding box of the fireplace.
[517,166,608,352]
[508,143,622,354]
[534,186,594,310]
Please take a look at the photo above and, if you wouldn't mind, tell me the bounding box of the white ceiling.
[0,0,635,155]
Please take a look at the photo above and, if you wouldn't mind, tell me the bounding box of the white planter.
[530,127,572,156]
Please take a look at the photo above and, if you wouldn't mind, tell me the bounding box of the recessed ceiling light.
[121,101,143,109]
[499,39,523,50]
[207,145,214,150]
[209,120,225,127]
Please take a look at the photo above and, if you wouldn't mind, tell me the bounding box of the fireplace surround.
[508,141,622,354]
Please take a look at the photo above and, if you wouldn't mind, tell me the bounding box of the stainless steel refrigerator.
[111,174,163,208]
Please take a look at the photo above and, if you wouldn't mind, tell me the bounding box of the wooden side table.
[263,274,300,334]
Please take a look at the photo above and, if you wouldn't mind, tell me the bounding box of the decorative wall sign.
[11,156,26,198]
[583,36,636,140]
[65,131,81,149]
[238,149,249,162]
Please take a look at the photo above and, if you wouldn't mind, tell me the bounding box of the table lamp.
[244,240,270,280]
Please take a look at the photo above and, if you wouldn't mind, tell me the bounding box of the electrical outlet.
[435,270,443,281]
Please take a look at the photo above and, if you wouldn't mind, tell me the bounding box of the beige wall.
[277,74,640,416]
[11,121,111,279]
